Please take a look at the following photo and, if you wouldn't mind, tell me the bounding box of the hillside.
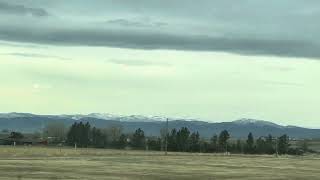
[0,113,320,139]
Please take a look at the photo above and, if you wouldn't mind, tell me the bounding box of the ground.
[0,146,319,180]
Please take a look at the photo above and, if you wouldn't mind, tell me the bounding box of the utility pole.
[165,118,168,156]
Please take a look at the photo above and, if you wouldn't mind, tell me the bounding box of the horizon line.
[1,111,319,129]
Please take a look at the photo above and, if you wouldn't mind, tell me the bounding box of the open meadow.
[0,146,319,180]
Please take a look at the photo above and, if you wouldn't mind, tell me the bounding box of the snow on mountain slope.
[233,118,282,128]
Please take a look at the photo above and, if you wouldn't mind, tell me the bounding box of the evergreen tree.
[168,128,177,151]
[236,139,243,153]
[91,127,106,148]
[176,127,190,152]
[200,139,209,153]
[117,134,128,149]
[218,130,230,152]
[245,132,255,154]
[67,122,77,146]
[278,134,290,155]
[209,134,218,152]
[131,128,145,149]
[91,127,97,146]
[265,134,275,154]
[256,137,266,154]
[9,132,24,144]
[189,131,200,152]
[63,121,299,156]
[77,122,84,147]
[83,122,91,147]
[66,122,91,148]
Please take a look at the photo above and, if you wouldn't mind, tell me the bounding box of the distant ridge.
[0,112,320,139]
[233,118,283,128]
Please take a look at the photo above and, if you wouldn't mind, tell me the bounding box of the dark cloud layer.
[105,19,168,28]
[0,1,49,17]
[0,26,318,59]
[0,0,319,59]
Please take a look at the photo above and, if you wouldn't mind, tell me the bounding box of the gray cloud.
[0,25,318,59]
[0,1,49,17]
[105,19,168,28]
[0,41,47,49]
[1,52,70,61]
[0,0,319,59]
[108,59,171,67]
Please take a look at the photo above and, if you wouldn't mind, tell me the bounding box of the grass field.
[0,146,319,180]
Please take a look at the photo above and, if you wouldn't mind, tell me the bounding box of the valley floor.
[0,146,319,180]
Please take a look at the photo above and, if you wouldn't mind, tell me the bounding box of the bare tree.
[104,125,123,145]
[43,122,67,143]
[298,139,309,152]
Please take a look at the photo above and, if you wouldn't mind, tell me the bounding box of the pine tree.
[131,128,145,149]
[278,134,290,155]
[84,122,91,147]
[218,130,230,152]
[245,132,255,154]
[67,122,77,146]
[66,122,91,148]
[210,134,218,152]
[176,127,190,152]
[256,137,266,154]
[265,134,275,154]
[189,131,200,152]
[168,128,177,151]
[236,139,243,153]
[117,134,128,149]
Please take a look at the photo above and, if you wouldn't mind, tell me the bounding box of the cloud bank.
[0,1,48,17]
[0,0,319,59]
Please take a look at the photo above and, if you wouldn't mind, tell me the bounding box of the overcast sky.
[1,0,320,128]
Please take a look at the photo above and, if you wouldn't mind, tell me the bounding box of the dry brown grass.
[0,146,319,180]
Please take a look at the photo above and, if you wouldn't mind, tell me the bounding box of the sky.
[1,0,320,128]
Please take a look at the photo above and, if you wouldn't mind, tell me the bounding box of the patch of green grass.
[0,146,319,180]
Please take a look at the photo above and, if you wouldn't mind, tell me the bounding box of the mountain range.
[0,112,319,139]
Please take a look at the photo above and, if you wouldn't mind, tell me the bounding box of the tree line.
[63,122,307,155]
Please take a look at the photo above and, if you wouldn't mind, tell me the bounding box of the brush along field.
[0,146,319,180]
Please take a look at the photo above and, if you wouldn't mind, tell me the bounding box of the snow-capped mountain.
[70,113,167,122]
[0,112,35,119]
[233,118,282,128]
[0,112,320,139]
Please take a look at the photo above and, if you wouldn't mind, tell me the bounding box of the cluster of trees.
[9,132,24,140]
[67,122,91,147]
[164,128,295,155]
[234,133,291,155]
[66,122,147,149]
[165,128,230,153]
[64,122,306,155]
[8,121,306,155]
